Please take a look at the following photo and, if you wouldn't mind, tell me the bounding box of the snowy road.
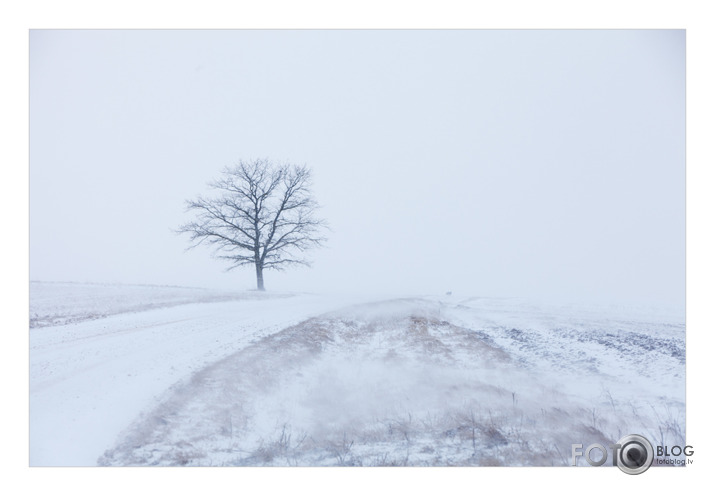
[29,292,367,466]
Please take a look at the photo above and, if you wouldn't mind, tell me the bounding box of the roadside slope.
[99,298,685,466]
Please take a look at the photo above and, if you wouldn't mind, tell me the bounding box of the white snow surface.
[29,283,372,466]
[29,281,288,328]
[29,284,685,467]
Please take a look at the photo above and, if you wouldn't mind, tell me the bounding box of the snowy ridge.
[96,297,684,467]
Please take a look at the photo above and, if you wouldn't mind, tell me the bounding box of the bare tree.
[177,159,326,291]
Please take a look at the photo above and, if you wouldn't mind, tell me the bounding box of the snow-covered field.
[29,281,289,328]
[29,283,685,467]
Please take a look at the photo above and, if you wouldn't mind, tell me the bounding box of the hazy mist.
[29,30,685,306]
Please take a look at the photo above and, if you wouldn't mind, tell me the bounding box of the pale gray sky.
[30,30,685,305]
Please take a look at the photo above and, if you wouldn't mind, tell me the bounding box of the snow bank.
[98,297,684,466]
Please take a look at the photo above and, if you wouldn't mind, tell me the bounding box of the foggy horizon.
[30,30,685,308]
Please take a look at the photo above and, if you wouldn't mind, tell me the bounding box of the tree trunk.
[255,262,265,291]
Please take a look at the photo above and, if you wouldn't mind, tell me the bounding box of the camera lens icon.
[616,434,654,475]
